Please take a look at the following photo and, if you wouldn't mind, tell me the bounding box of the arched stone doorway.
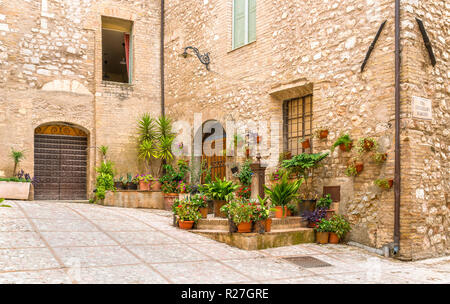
[34,124,88,200]
[193,120,227,183]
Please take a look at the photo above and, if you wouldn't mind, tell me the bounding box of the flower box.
[0,181,31,200]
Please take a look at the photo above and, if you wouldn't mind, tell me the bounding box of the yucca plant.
[138,113,157,143]
[99,145,108,163]
[138,139,157,172]
[10,149,25,176]
[155,116,176,176]
[264,174,303,216]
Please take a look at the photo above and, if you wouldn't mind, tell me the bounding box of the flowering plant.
[314,218,333,232]
[270,168,284,181]
[303,208,327,227]
[236,185,251,199]
[221,198,255,224]
[190,193,208,208]
[252,196,275,221]
[174,200,201,223]
[177,181,187,193]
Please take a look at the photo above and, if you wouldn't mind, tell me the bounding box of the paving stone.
[152,261,251,284]
[0,218,33,232]
[76,264,169,284]
[0,248,60,271]
[40,232,116,247]
[93,220,155,232]
[193,242,266,260]
[108,231,179,245]
[0,232,46,249]
[53,246,140,268]
[127,244,209,263]
[0,269,72,284]
[31,218,99,232]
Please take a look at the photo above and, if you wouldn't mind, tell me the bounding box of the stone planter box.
[0,181,31,200]
[100,190,164,209]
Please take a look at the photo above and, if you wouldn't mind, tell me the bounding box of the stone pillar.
[250,154,267,200]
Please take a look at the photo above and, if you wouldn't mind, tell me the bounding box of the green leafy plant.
[233,160,253,187]
[154,116,176,176]
[174,200,202,223]
[314,218,333,232]
[94,161,116,201]
[0,198,11,207]
[331,134,353,152]
[329,215,351,239]
[159,161,189,194]
[374,178,393,189]
[345,164,358,177]
[190,194,208,208]
[281,152,329,182]
[264,173,303,212]
[278,151,292,164]
[316,194,333,209]
[204,177,239,201]
[357,137,378,153]
[373,152,388,165]
[287,202,297,214]
[221,198,255,225]
[99,145,108,162]
[252,196,276,221]
[10,149,25,176]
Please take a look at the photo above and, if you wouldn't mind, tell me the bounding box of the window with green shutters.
[233,0,256,49]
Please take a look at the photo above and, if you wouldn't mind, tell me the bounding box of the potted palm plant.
[204,177,239,218]
[264,173,303,218]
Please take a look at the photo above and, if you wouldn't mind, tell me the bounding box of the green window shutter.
[233,0,246,49]
[248,0,256,43]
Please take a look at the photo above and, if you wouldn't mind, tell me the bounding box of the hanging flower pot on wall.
[301,138,311,149]
[319,130,329,139]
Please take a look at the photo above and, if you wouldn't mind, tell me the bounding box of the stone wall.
[164,0,448,259]
[0,0,162,195]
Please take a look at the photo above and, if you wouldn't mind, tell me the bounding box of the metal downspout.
[160,0,165,116]
[393,0,401,255]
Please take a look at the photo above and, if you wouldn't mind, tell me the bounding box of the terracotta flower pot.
[287,209,292,216]
[274,206,288,218]
[339,142,353,152]
[302,139,311,149]
[265,218,272,232]
[316,231,330,244]
[199,207,208,219]
[363,139,375,151]
[237,221,252,233]
[355,162,364,173]
[329,232,340,244]
[179,220,194,230]
[214,200,227,218]
[163,193,179,211]
[151,180,161,191]
[388,179,394,188]
[139,180,150,191]
[253,220,266,234]
[319,130,329,139]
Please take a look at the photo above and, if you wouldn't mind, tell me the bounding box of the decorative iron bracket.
[361,20,387,72]
[182,46,211,70]
[415,18,436,67]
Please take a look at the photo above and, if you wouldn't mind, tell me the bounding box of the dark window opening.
[283,95,313,155]
[102,17,133,84]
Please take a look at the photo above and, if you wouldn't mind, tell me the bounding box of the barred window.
[283,95,313,155]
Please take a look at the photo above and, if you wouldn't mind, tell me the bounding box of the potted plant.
[374,178,394,190]
[345,164,358,177]
[373,152,388,165]
[137,174,152,191]
[204,177,239,218]
[301,138,311,149]
[175,201,201,230]
[357,137,378,153]
[315,218,332,244]
[220,200,239,233]
[160,162,189,210]
[177,181,187,194]
[225,198,254,233]
[297,191,319,215]
[316,194,335,219]
[303,208,327,228]
[150,176,162,191]
[191,194,209,219]
[329,214,351,244]
[264,173,303,218]
[281,152,329,183]
[0,169,36,200]
[331,133,353,152]
[252,196,275,233]
[126,173,138,190]
[120,176,128,190]
[233,160,253,188]
[315,128,329,139]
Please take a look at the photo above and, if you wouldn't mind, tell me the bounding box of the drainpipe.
[393,0,401,256]
[160,0,165,116]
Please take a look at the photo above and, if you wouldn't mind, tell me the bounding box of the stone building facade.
[0,0,448,260]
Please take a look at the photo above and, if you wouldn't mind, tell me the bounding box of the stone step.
[191,227,315,250]
[196,216,308,231]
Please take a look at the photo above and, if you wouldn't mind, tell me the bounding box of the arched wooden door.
[201,121,226,182]
[34,124,88,200]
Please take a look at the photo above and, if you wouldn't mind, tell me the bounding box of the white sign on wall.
[412,96,432,120]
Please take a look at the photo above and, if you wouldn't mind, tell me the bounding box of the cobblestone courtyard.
[0,201,448,284]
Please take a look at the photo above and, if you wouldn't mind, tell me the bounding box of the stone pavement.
[0,201,448,284]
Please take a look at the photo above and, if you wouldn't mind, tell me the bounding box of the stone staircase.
[191,216,315,250]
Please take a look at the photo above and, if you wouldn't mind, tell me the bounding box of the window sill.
[101,80,133,87]
[228,40,256,54]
